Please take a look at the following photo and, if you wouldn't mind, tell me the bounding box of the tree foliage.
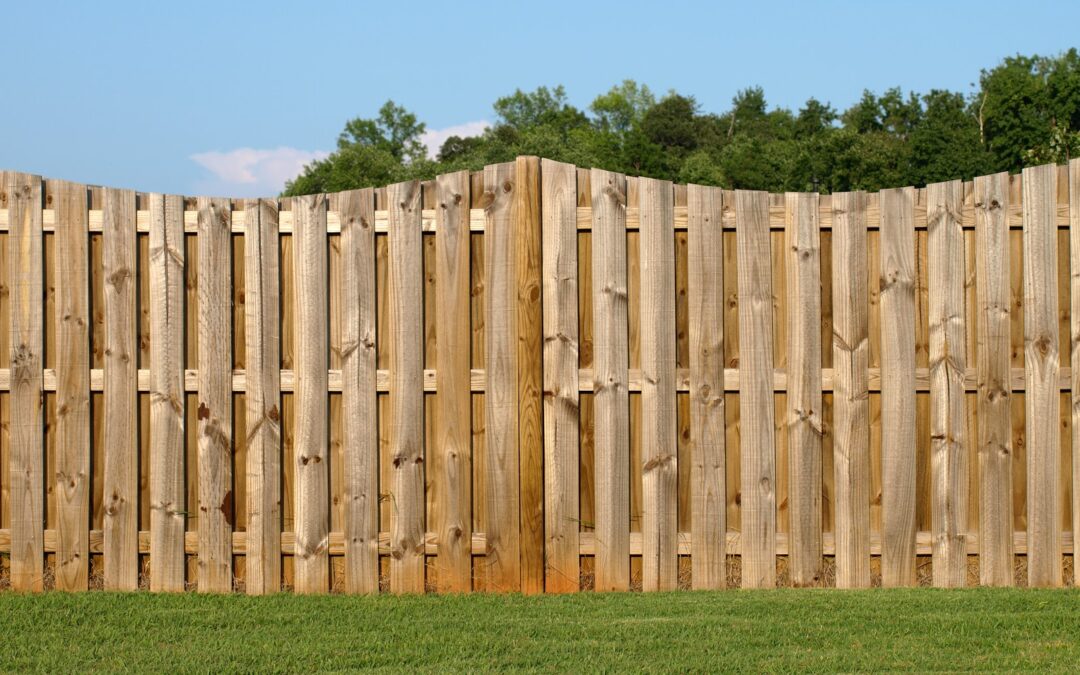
[284,49,1080,196]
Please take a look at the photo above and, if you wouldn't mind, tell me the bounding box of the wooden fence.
[0,158,1077,593]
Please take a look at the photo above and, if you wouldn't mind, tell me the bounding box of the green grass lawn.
[1,589,1078,672]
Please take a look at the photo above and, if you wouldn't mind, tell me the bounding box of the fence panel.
[0,157,1077,594]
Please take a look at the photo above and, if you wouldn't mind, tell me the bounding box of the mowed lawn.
[2,588,1078,672]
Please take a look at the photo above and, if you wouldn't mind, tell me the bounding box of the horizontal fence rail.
[0,159,1078,593]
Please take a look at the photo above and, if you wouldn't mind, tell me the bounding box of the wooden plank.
[1072,158,1080,588]
[831,191,871,588]
[102,187,138,590]
[974,173,1014,586]
[148,193,186,592]
[388,180,425,593]
[590,168,630,591]
[927,180,969,588]
[638,177,678,592]
[687,184,725,589]
[1023,164,1063,587]
[434,173,472,592]
[515,156,544,594]
[244,198,281,594]
[293,194,329,594]
[7,173,44,591]
[196,197,233,592]
[735,189,776,588]
[879,187,918,587]
[783,192,823,586]
[53,180,90,591]
[541,160,579,593]
[339,188,379,594]
[482,164,521,591]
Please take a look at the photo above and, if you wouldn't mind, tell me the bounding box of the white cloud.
[419,120,489,159]
[189,146,329,197]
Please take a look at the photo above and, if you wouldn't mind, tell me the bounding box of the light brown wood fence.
[0,158,1077,593]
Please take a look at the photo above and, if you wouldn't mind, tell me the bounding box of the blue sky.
[3,0,1078,196]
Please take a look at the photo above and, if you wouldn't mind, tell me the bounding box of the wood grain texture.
[515,156,544,594]
[639,177,678,592]
[735,189,776,588]
[784,191,823,586]
[687,184,726,589]
[196,197,233,592]
[339,188,378,593]
[293,194,329,594]
[434,172,472,592]
[974,173,1014,586]
[102,187,138,590]
[1022,164,1062,587]
[590,168,630,592]
[541,160,579,593]
[482,164,521,591]
[1072,158,1080,587]
[927,180,969,588]
[149,193,186,592]
[879,187,917,587]
[7,173,44,591]
[831,191,871,589]
[244,198,281,595]
[388,180,425,593]
[53,180,90,591]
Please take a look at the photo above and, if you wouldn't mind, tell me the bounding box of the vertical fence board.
[388,181,425,593]
[880,187,917,587]
[687,185,725,589]
[515,156,544,594]
[293,193,329,594]
[590,168,630,592]
[639,178,677,591]
[149,193,186,592]
[434,173,472,593]
[8,173,44,591]
[541,160,579,593]
[832,191,870,589]
[1072,158,1080,587]
[244,198,281,595]
[339,188,379,594]
[974,173,1014,586]
[735,189,776,588]
[53,180,90,591]
[197,197,233,592]
[784,192,823,586]
[927,180,969,588]
[102,187,138,590]
[482,164,521,591]
[1023,164,1062,587]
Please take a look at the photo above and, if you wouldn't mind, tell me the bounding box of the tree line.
[284,49,1080,196]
